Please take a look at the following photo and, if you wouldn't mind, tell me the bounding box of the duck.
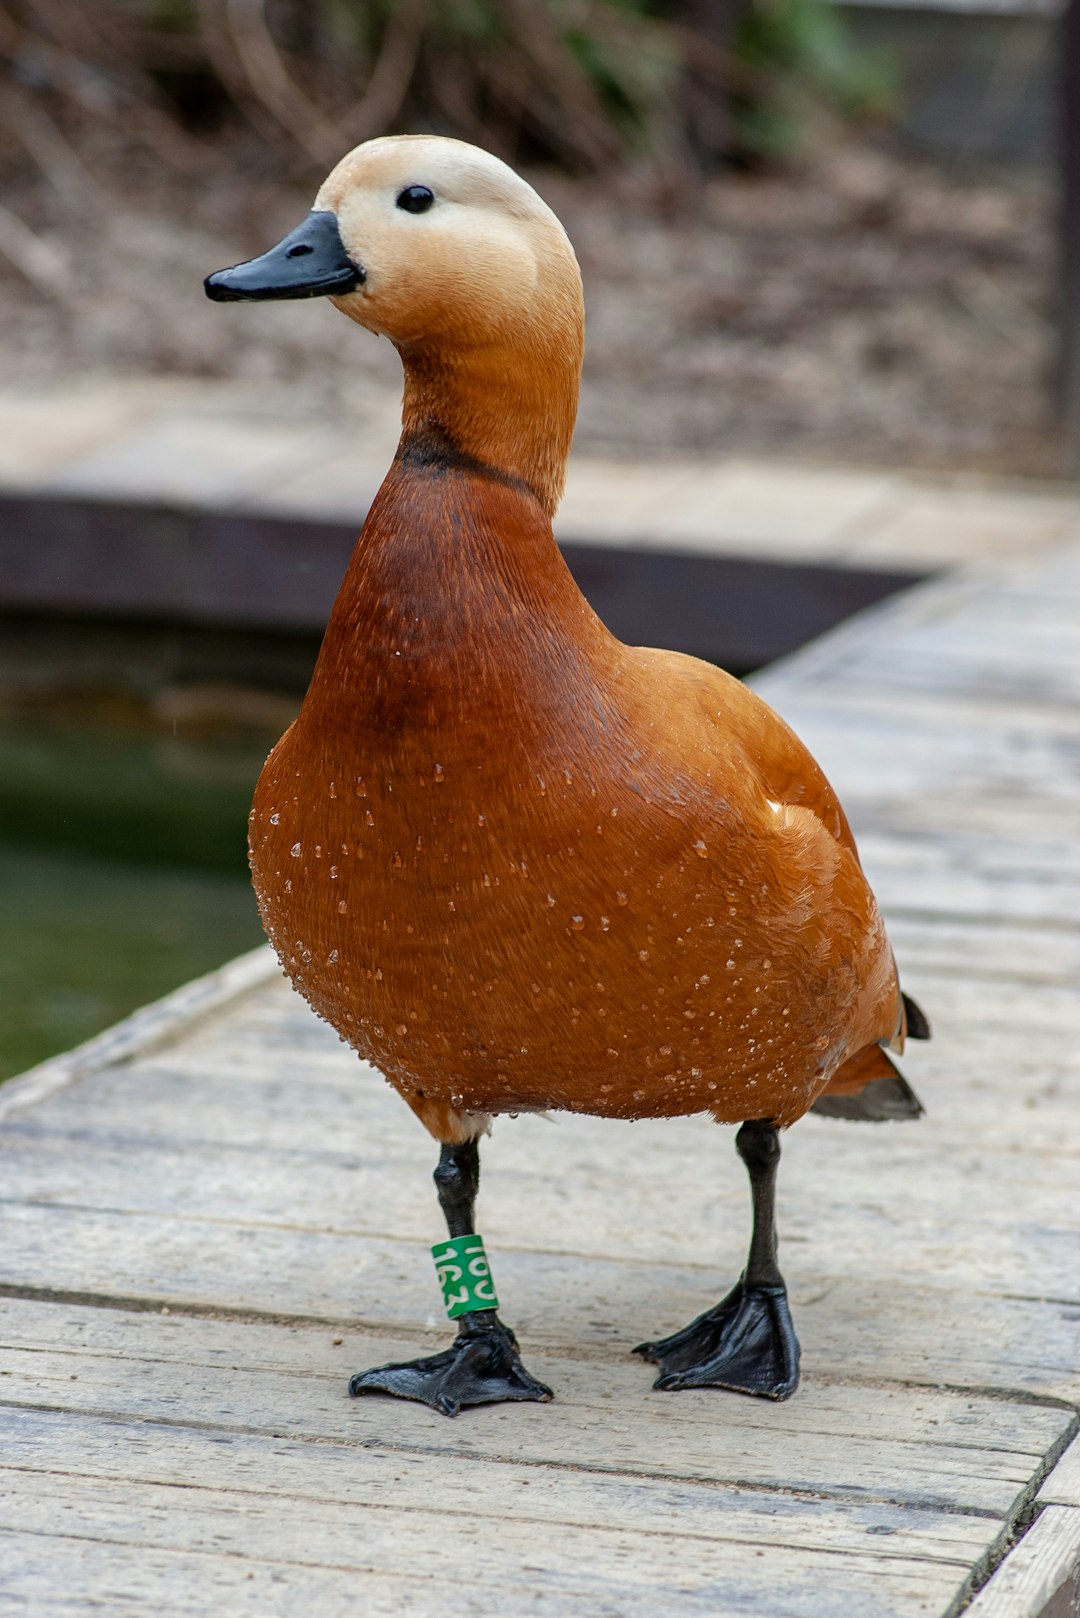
[205,135,929,1419]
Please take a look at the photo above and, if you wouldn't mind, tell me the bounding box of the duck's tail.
[901,991,932,1042]
[810,991,931,1123]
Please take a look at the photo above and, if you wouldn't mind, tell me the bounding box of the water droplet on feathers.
[269,812,280,825]
[290,843,301,858]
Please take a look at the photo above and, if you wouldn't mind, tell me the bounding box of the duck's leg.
[348,1138,553,1417]
[634,1119,800,1400]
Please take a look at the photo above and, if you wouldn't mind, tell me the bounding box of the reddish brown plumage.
[250,450,901,1139]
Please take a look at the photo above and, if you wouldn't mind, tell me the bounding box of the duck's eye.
[396,185,434,215]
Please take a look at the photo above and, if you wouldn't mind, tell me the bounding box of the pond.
[0,710,275,1082]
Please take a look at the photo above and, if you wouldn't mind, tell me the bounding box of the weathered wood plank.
[2,1102,1077,1291]
[1040,1436,1080,1509]
[963,1508,1080,1618]
[0,1402,1005,1564]
[2,1206,1077,1404]
[21,1063,1075,1163]
[0,1470,982,1616]
[0,1147,1076,1328]
[0,1523,973,1618]
[0,1299,1068,1518]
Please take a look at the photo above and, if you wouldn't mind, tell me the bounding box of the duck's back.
[250,458,897,1128]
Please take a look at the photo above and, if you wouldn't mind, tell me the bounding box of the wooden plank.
[1040,1436,1080,1509]
[0,1301,1065,1517]
[2,1043,1078,1290]
[2,1092,1078,1294]
[0,1403,1003,1564]
[964,1508,1080,1618]
[0,1524,972,1618]
[2,1206,1077,1403]
[0,1472,980,1617]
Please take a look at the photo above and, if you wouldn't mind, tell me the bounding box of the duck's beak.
[204,210,364,303]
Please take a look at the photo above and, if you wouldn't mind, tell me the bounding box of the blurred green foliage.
[734,0,895,158]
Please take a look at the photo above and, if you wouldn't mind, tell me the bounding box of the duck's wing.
[629,648,934,1083]
[634,647,861,856]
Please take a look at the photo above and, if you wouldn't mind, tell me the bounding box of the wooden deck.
[1,531,1079,1616]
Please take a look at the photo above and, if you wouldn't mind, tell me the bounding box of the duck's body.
[207,134,928,1418]
[252,453,897,1134]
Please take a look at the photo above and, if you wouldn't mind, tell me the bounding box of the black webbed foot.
[634,1278,800,1400]
[349,1315,553,1418]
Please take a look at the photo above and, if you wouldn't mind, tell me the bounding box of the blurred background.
[0,0,1073,1079]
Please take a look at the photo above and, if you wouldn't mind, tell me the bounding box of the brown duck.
[206,135,929,1417]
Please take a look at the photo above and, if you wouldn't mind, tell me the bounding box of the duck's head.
[205,135,584,514]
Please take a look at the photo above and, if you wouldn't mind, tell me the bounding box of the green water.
[0,715,270,1082]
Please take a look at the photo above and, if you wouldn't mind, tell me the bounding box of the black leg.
[634,1119,800,1400]
[433,1138,480,1236]
[348,1138,553,1417]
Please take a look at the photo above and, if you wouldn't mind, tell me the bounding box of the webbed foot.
[349,1316,553,1418]
[634,1278,800,1400]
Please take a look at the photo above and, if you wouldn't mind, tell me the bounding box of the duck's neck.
[396,327,580,517]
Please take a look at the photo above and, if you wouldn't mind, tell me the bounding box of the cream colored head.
[318,136,585,513]
[316,136,582,356]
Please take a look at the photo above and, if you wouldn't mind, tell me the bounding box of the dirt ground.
[0,129,1060,476]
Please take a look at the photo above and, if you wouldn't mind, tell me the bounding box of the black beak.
[204,210,364,303]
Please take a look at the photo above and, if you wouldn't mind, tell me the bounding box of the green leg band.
[432,1234,500,1318]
